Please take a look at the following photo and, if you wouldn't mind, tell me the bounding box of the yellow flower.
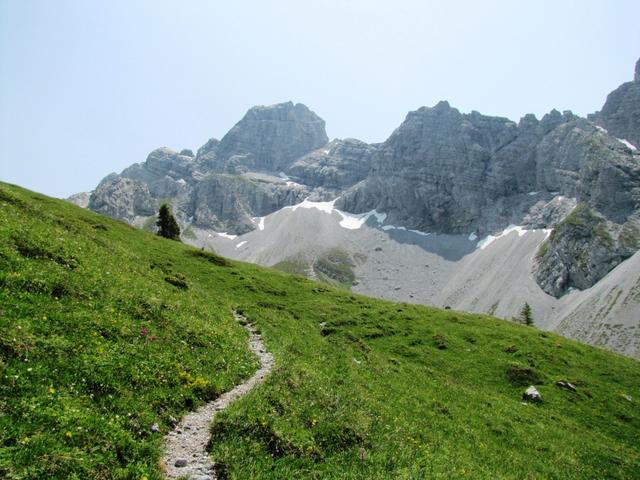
[65,431,72,438]
[49,387,56,394]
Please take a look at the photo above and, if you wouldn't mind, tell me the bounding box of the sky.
[1,0,639,198]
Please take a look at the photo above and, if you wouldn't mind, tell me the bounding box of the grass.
[272,255,309,277]
[0,182,639,479]
[312,248,356,287]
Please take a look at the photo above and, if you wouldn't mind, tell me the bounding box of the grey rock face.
[66,191,91,208]
[336,103,579,235]
[121,147,195,198]
[188,174,308,233]
[213,102,328,173]
[287,138,376,191]
[89,174,156,220]
[533,206,640,297]
[522,196,578,229]
[195,138,220,170]
[596,57,640,149]
[535,120,640,222]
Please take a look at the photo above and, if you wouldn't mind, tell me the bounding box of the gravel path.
[162,311,275,479]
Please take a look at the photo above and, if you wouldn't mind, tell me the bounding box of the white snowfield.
[216,232,237,240]
[285,197,387,230]
[186,198,640,359]
[617,138,638,151]
[476,225,527,250]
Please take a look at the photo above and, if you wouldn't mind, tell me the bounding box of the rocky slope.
[78,57,640,355]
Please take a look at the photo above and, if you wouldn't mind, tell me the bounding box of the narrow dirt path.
[162,311,274,480]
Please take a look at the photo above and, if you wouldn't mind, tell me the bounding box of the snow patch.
[235,241,247,249]
[595,125,608,134]
[338,210,387,230]
[468,232,478,241]
[252,217,266,231]
[476,225,527,250]
[176,178,187,186]
[323,149,331,154]
[278,172,289,180]
[285,198,387,230]
[289,198,337,214]
[217,232,237,240]
[617,138,638,151]
[527,191,539,196]
[409,229,430,237]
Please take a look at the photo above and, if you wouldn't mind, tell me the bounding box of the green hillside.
[0,182,638,479]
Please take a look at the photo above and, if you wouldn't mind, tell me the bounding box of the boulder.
[522,386,542,403]
[555,380,577,392]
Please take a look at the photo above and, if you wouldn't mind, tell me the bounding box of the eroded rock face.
[188,174,308,233]
[213,102,329,173]
[596,57,640,149]
[89,174,156,221]
[533,206,638,297]
[536,120,640,222]
[287,138,376,191]
[121,147,196,199]
[336,103,586,235]
[66,191,91,208]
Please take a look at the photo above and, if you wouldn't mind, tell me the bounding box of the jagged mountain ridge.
[84,58,640,294]
[76,58,640,356]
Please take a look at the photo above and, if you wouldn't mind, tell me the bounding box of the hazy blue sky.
[1,0,639,198]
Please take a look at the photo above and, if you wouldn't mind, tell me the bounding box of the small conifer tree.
[156,203,181,241]
[519,302,533,326]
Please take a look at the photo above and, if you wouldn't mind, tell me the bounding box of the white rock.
[523,386,542,403]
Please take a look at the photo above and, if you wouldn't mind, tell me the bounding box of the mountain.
[594,58,640,149]
[77,58,640,357]
[2,182,639,478]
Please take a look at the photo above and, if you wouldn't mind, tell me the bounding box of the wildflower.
[49,387,56,394]
[65,431,72,438]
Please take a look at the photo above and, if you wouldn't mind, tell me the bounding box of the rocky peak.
[213,101,329,173]
[596,57,640,148]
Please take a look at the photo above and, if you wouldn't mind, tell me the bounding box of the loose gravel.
[162,311,274,479]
